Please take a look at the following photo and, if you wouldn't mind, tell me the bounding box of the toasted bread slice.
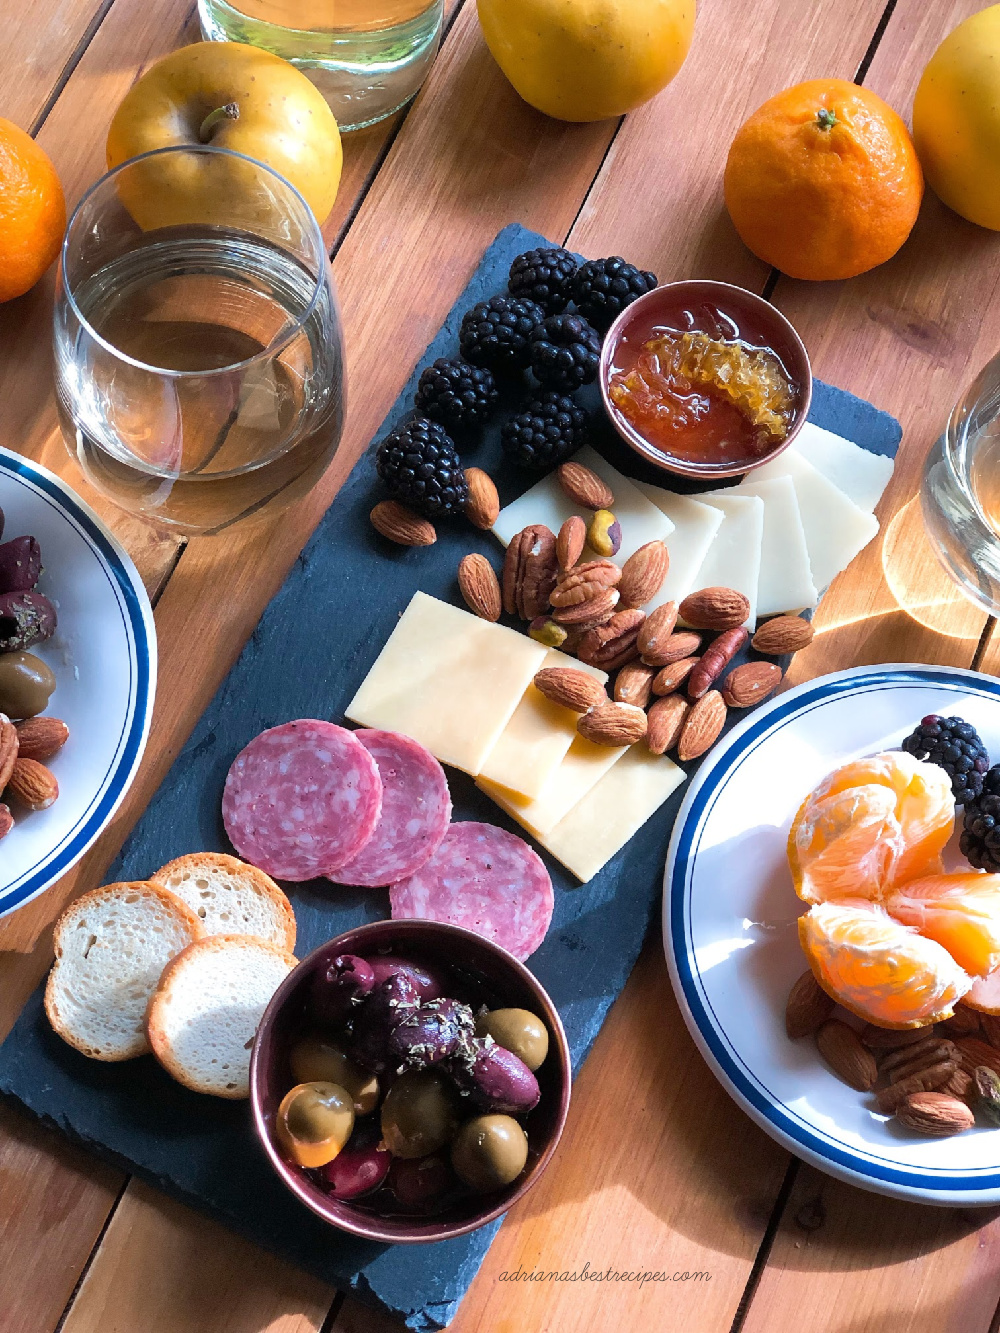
[147,935,296,1099]
[45,882,202,1061]
[152,852,296,952]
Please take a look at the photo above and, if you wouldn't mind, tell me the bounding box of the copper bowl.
[250,919,572,1244]
[599,279,813,480]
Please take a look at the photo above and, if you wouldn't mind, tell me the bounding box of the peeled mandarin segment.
[788,785,900,904]
[886,874,1000,979]
[799,899,972,1029]
[965,969,1000,1015]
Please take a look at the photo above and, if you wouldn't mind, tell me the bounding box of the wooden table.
[5,1,1000,1330]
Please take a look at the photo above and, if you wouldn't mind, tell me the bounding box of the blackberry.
[375,417,468,519]
[570,256,658,332]
[459,295,545,372]
[901,714,990,806]
[414,358,498,432]
[962,767,1000,871]
[529,314,601,392]
[500,392,589,470]
[507,247,578,315]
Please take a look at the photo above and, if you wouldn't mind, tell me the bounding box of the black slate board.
[0,224,902,1331]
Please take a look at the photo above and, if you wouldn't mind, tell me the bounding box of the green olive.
[289,1036,379,1115]
[275,1081,355,1168]
[380,1068,460,1160]
[475,1008,549,1072]
[451,1114,529,1193]
[0,651,56,719]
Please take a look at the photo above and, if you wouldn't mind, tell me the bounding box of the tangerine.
[0,119,65,303]
[724,78,924,281]
[886,873,1000,979]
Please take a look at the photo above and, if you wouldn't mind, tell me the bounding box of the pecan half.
[502,524,559,620]
[550,559,622,608]
[551,587,620,628]
[576,609,646,671]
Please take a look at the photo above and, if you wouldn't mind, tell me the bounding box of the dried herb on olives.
[351,972,421,1072]
[450,1037,541,1114]
[0,590,57,653]
[0,536,42,595]
[310,954,375,1027]
[388,997,476,1070]
[368,955,448,1001]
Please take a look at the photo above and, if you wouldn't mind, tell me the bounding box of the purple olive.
[321,1140,391,1200]
[350,972,421,1072]
[366,955,448,1001]
[0,537,41,595]
[450,1038,540,1114]
[388,998,476,1070]
[0,591,56,653]
[309,953,375,1028]
[389,1153,454,1209]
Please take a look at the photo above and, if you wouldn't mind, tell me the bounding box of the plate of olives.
[0,447,156,918]
[251,918,571,1242]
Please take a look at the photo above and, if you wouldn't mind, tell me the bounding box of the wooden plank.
[7,0,113,131]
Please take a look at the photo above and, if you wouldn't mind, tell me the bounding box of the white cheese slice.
[492,444,675,564]
[731,474,818,617]
[792,422,894,513]
[476,650,607,800]
[634,484,725,610]
[539,746,686,882]
[346,591,546,775]
[737,450,879,592]
[686,492,763,626]
[477,734,627,838]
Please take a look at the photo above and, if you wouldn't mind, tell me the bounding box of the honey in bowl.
[607,296,802,468]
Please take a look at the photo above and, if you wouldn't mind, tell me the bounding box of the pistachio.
[528,616,569,649]
[588,510,622,559]
[974,1065,1000,1126]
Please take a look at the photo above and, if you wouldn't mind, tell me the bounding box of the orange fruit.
[788,752,953,905]
[799,899,971,1029]
[885,874,1000,979]
[0,119,65,303]
[724,78,924,281]
[965,970,1000,1015]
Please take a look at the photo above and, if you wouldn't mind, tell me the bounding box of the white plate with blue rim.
[0,446,156,919]
[663,663,1000,1205]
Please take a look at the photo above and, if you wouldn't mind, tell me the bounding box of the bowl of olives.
[250,918,572,1242]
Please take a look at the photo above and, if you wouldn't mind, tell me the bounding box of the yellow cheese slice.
[476,650,607,800]
[478,734,628,838]
[345,591,547,774]
[539,746,686,882]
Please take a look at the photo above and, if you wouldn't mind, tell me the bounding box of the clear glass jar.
[198,0,444,132]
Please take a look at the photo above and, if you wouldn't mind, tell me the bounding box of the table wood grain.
[3,1,1000,1331]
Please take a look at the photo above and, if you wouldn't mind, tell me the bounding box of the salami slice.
[328,731,452,888]
[223,720,382,881]
[389,822,554,961]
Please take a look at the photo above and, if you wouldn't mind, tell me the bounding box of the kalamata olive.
[0,537,41,595]
[309,953,375,1027]
[380,1067,460,1159]
[288,1036,379,1115]
[0,651,56,719]
[366,955,448,1001]
[475,1009,549,1072]
[351,972,421,1072]
[451,1115,529,1193]
[0,591,56,653]
[322,1139,391,1199]
[388,998,476,1070]
[389,1153,454,1209]
[274,1081,355,1169]
[450,1038,540,1114]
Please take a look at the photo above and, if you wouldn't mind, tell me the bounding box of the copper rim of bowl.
[250,918,572,1244]
[599,279,813,480]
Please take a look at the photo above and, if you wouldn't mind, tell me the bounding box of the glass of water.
[54,145,345,536]
[198,0,444,132]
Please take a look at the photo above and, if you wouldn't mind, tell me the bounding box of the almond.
[636,602,678,662]
[618,542,669,609]
[614,662,655,709]
[0,803,11,839]
[0,715,18,791]
[652,657,699,695]
[533,667,607,713]
[557,461,614,511]
[14,716,69,762]
[785,969,834,1039]
[458,553,502,621]
[646,695,689,755]
[556,516,587,571]
[6,757,58,811]
[955,1036,1000,1079]
[645,631,702,670]
[676,690,727,761]
[980,1013,1000,1049]
[942,1067,974,1101]
[577,701,647,747]
[815,1019,878,1091]
[722,661,783,709]
[370,501,436,547]
[751,615,815,656]
[464,468,501,530]
[679,586,750,631]
[894,1091,975,1136]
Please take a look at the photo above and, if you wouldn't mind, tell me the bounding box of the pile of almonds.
[786,969,1000,1137]
[457,461,814,763]
[0,713,68,840]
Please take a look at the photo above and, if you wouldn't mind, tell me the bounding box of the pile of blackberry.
[901,714,990,806]
[962,767,1000,872]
